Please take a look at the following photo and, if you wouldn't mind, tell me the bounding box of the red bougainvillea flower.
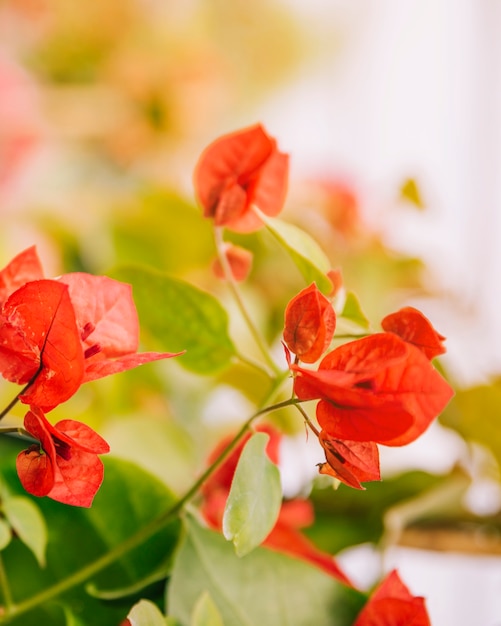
[381,306,446,360]
[0,280,84,411]
[318,432,380,490]
[200,425,352,586]
[58,273,181,382]
[212,243,253,282]
[16,407,110,507]
[194,123,289,232]
[283,283,336,363]
[292,333,454,446]
[354,569,431,626]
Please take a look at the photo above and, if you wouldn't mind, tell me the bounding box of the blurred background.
[1,1,501,624]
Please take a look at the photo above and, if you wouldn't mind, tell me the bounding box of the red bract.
[381,306,446,360]
[58,273,181,381]
[16,407,110,507]
[200,425,352,587]
[0,245,44,305]
[283,283,336,363]
[354,569,431,626]
[292,333,454,446]
[212,243,253,282]
[193,124,289,232]
[0,280,84,411]
[318,432,380,490]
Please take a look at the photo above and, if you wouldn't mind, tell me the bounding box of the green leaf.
[191,591,224,626]
[2,495,47,567]
[0,518,11,550]
[110,266,236,374]
[168,515,364,626]
[127,599,167,626]
[222,432,281,557]
[256,211,332,294]
[340,291,370,330]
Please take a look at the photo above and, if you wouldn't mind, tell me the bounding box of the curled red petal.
[47,447,105,507]
[16,446,55,497]
[318,432,381,490]
[0,246,44,305]
[381,306,446,360]
[284,283,336,363]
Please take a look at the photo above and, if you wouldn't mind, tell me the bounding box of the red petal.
[47,447,105,507]
[354,570,431,626]
[381,307,446,360]
[318,433,380,489]
[16,447,55,497]
[212,244,253,282]
[264,516,353,587]
[0,246,44,304]
[284,283,336,363]
[83,350,182,382]
[294,334,453,445]
[55,419,110,454]
[59,273,139,358]
[0,281,84,410]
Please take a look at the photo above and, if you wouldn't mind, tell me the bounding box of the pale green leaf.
[222,432,282,557]
[110,266,236,374]
[191,591,224,626]
[255,211,332,294]
[127,599,167,626]
[0,518,11,551]
[340,291,370,330]
[168,515,364,626]
[3,495,47,567]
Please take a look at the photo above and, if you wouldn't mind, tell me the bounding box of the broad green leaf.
[255,211,332,294]
[2,495,47,567]
[168,514,364,626]
[0,441,181,626]
[340,291,370,330]
[110,266,236,374]
[222,432,281,557]
[127,599,167,626]
[191,591,224,626]
[0,518,11,550]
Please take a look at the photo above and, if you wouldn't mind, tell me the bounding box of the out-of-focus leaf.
[167,514,365,626]
[400,178,424,209]
[340,291,370,330]
[2,495,47,567]
[127,599,167,626]
[191,591,224,626]
[441,381,501,464]
[0,518,11,550]
[256,211,332,294]
[110,266,236,374]
[222,432,282,557]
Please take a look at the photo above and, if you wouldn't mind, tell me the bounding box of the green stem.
[213,227,281,376]
[0,555,13,612]
[293,402,320,438]
[0,395,301,623]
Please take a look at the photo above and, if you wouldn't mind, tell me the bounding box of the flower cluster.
[283,283,454,489]
[0,246,180,506]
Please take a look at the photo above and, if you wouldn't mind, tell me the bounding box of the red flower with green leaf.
[200,425,352,586]
[0,248,181,411]
[16,407,110,507]
[354,569,431,626]
[194,123,289,232]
